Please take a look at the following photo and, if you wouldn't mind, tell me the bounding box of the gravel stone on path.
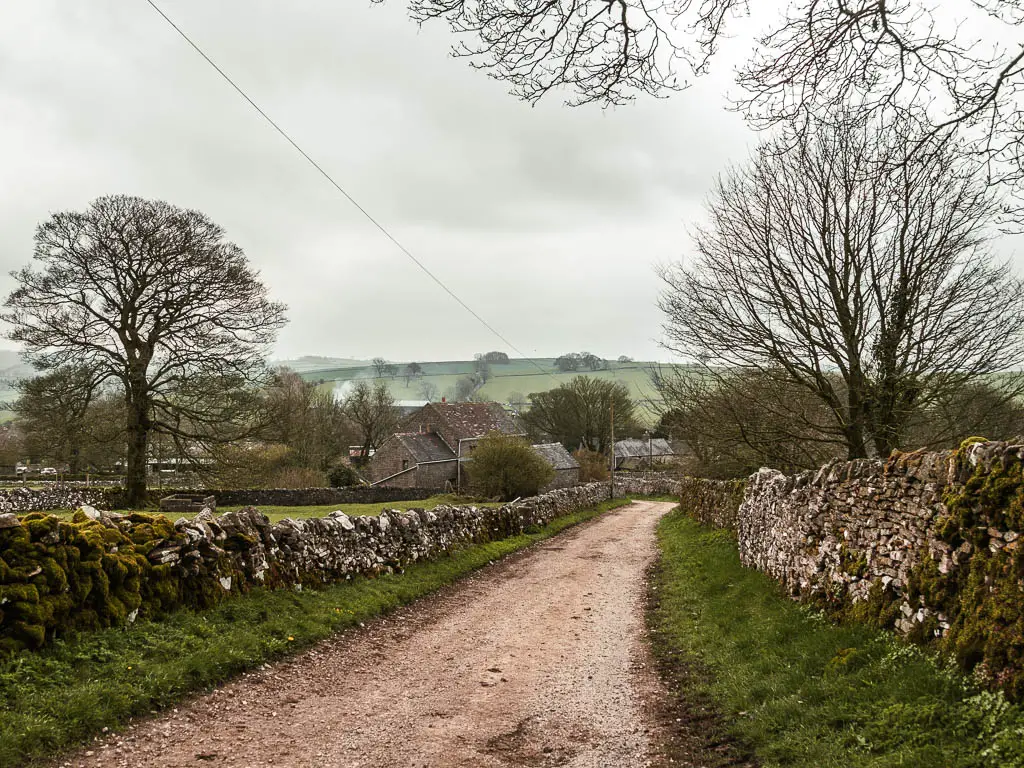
[57,500,677,768]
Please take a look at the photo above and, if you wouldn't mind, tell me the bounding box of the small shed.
[370,432,458,489]
[532,443,580,492]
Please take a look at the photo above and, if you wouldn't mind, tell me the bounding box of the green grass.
[649,510,1024,768]
[0,497,632,767]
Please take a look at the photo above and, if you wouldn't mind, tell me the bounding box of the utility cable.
[143,0,558,383]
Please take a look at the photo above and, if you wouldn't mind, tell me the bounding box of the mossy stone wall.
[690,441,1024,701]
[677,476,747,531]
[0,483,614,655]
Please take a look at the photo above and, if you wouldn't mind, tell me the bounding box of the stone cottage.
[369,401,525,490]
[531,443,580,492]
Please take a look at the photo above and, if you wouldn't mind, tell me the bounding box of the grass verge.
[0,497,632,766]
[649,509,1024,768]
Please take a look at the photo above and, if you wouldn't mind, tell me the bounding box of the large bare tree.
[408,0,1024,203]
[658,118,1024,460]
[3,195,287,505]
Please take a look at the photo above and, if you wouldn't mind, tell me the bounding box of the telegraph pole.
[609,400,615,499]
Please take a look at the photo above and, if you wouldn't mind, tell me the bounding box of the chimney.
[441,396,446,403]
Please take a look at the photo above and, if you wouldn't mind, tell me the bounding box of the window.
[402,459,409,471]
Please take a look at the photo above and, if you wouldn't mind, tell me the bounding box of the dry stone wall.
[737,452,953,610]
[677,476,746,530]
[0,485,439,514]
[0,486,107,514]
[676,440,1024,700]
[0,482,613,654]
[3,476,681,515]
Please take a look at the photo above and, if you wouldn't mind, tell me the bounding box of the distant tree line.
[555,352,606,373]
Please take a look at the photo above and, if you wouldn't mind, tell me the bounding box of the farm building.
[613,437,676,470]
[531,443,580,492]
[369,401,525,490]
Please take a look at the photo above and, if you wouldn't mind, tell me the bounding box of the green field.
[301,357,672,421]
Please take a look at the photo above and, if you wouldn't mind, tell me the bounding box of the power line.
[142,0,558,384]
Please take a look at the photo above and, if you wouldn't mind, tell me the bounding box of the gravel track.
[58,500,676,768]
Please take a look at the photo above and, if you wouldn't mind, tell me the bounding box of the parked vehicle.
[40,467,57,476]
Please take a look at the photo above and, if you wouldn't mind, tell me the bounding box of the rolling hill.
[296,357,672,422]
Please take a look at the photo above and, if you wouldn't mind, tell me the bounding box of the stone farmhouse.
[368,401,580,492]
[369,401,524,490]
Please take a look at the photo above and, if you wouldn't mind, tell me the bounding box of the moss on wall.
[905,444,1024,700]
[0,511,230,655]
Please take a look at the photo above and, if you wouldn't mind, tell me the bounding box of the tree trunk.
[125,394,150,508]
[841,411,871,460]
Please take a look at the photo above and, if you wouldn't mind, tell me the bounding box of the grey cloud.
[0,0,892,363]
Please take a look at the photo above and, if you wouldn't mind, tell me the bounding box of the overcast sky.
[0,1,1019,364]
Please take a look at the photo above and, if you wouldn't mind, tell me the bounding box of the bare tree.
[653,367,847,478]
[404,361,423,385]
[449,375,481,402]
[658,119,1024,460]
[343,380,399,460]
[417,379,440,402]
[372,357,398,378]
[473,353,492,384]
[904,381,1024,450]
[14,366,111,473]
[407,0,1024,205]
[3,195,287,504]
[263,368,355,472]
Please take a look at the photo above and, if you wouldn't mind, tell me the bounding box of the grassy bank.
[650,510,1024,768]
[0,497,630,766]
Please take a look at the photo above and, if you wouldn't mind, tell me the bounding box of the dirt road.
[62,500,675,768]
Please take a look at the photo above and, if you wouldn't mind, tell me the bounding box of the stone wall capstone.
[0,485,441,514]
